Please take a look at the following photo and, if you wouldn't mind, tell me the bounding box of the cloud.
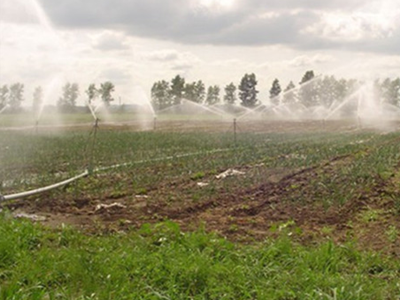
[145,49,179,62]
[92,31,130,51]
[303,11,398,41]
[98,68,132,84]
[1,0,41,24]
[287,54,334,68]
[145,50,201,71]
[26,0,400,55]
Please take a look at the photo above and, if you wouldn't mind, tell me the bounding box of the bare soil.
[3,119,400,255]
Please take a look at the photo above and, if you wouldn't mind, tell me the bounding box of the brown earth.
[3,119,400,255]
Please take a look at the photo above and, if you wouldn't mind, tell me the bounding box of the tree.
[392,78,400,107]
[184,80,205,103]
[99,81,115,106]
[151,80,171,110]
[224,83,237,104]
[32,86,43,113]
[86,84,98,104]
[319,76,338,108]
[0,85,9,110]
[269,79,282,106]
[170,75,185,105]
[194,80,206,104]
[239,73,259,108]
[381,78,400,106]
[205,85,220,105]
[282,81,297,105]
[8,83,24,112]
[58,82,79,112]
[298,70,319,107]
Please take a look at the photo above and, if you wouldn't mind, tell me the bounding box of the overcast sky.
[0,0,399,105]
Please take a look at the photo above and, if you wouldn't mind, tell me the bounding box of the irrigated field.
[1,118,400,299]
[2,119,399,250]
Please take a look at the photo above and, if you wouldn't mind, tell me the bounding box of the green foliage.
[85,84,98,104]
[269,78,282,105]
[8,82,24,112]
[239,73,259,108]
[190,171,205,180]
[151,80,171,110]
[58,82,79,112]
[184,80,205,104]
[282,81,296,104]
[170,75,185,105]
[98,81,115,106]
[0,215,399,299]
[0,85,9,110]
[380,77,400,107]
[298,70,319,107]
[205,85,220,105]
[224,82,237,105]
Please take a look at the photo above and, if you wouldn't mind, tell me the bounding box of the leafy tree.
[170,75,185,105]
[99,81,115,106]
[0,85,9,110]
[381,78,400,106]
[282,81,296,105]
[298,70,319,107]
[319,76,339,108]
[392,78,400,107]
[205,85,220,105]
[195,80,206,104]
[224,83,237,104]
[184,82,196,102]
[184,80,205,103]
[32,86,43,113]
[8,83,24,112]
[339,79,359,116]
[86,84,98,104]
[239,73,259,108]
[151,80,171,110]
[269,79,282,106]
[58,82,79,112]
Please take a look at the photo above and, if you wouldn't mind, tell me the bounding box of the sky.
[0,0,399,105]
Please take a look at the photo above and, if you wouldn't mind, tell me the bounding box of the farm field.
[1,118,400,298]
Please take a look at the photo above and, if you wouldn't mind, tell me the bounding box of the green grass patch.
[0,213,399,299]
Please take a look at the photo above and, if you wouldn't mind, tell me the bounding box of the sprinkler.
[233,118,237,146]
[153,116,157,131]
[87,117,100,174]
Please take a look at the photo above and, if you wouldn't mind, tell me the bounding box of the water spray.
[34,120,39,134]
[0,105,8,115]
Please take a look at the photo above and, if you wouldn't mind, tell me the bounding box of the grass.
[0,213,399,300]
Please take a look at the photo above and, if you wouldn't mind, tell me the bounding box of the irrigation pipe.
[93,147,241,172]
[0,147,242,202]
[1,170,89,202]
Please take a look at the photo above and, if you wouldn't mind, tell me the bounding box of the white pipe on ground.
[1,170,89,202]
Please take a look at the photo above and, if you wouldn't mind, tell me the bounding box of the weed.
[385,225,399,243]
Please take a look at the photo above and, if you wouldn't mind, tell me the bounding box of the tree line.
[151,71,400,111]
[0,81,115,113]
[1,71,399,114]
